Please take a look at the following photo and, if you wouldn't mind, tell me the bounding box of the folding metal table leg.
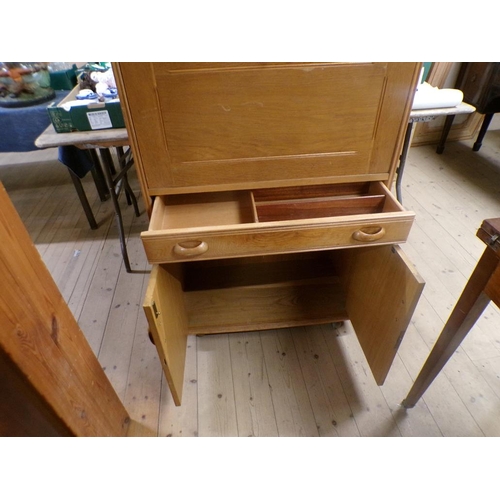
[89,149,110,202]
[116,146,140,216]
[67,168,98,230]
[98,148,132,273]
[395,121,413,203]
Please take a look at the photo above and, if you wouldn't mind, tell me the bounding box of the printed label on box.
[87,110,113,130]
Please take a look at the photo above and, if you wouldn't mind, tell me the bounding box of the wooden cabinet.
[114,62,424,406]
[458,62,500,114]
[455,62,500,151]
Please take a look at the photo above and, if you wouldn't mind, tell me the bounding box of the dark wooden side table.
[403,218,500,408]
[437,62,500,154]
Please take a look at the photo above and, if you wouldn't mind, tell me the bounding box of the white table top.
[35,124,129,149]
[409,102,476,122]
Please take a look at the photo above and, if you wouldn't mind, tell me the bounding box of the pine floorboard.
[1,128,500,437]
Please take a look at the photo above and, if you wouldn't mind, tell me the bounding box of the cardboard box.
[47,86,125,133]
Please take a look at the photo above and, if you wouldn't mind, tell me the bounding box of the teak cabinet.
[114,62,424,406]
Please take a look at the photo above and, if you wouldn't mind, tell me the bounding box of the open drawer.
[141,182,415,264]
[144,246,424,406]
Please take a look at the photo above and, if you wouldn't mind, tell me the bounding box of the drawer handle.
[352,226,386,242]
[173,241,209,257]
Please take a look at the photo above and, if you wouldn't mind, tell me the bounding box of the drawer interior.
[150,182,403,230]
[253,182,393,222]
[149,191,256,230]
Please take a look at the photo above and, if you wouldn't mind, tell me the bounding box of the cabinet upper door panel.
[116,62,420,194]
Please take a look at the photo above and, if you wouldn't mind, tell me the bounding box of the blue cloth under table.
[0,90,68,153]
[1,92,108,228]
[1,90,95,179]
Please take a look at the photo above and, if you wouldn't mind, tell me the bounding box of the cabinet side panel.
[114,62,172,203]
[372,62,421,186]
[344,245,424,385]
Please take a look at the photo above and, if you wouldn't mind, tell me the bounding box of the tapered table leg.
[402,246,500,408]
[472,113,494,152]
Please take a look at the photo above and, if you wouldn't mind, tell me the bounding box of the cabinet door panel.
[343,245,424,385]
[116,62,420,194]
[143,264,188,406]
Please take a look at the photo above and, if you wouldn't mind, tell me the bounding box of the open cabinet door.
[344,245,424,385]
[143,265,188,406]
[0,183,130,436]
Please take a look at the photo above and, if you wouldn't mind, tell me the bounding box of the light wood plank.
[76,205,137,355]
[121,272,162,436]
[379,352,443,437]
[473,356,500,399]
[441,349,500,436]
[398,322,484,436]
[197,334,238,437]
[260,328,319,437]
[98,211,151,400]
[158,335,199,437]
[321,323,402,437]
[292,325,360,436]
[228,332,279,437]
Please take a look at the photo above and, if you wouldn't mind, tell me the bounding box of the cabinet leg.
[402,247,499,408]
[472,113,494,152]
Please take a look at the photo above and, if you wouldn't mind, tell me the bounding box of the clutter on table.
[0,62,55,108]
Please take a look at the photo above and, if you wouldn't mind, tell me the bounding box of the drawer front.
[141,182,415,264]
[142,215,414,264]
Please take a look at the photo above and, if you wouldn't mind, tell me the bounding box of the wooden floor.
[2,130,500,437]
